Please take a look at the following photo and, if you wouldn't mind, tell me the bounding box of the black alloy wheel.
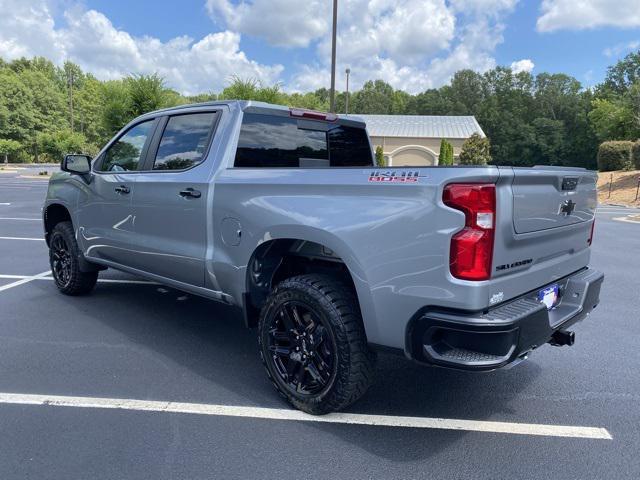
[51,234,72,288]
[48,221,98,295]
[266,300,337,396]
[258,274,375,415]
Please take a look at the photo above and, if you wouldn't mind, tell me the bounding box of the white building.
[358,115,486,166]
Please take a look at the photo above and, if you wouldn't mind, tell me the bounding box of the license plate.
[538,284,559,310]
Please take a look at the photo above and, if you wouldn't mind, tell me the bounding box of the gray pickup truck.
[43,101,604,414]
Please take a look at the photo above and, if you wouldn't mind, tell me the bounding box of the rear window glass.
[234,113,372,168]
[153,112,217,170]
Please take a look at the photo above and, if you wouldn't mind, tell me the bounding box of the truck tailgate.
[511,167,597,234]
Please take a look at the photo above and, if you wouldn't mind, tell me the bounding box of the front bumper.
[406,268,604,371]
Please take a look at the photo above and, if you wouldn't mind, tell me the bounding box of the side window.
[100,120,154,172]
[152,112,217,170]
[327,125,373,167]
[234,113,373,167]
[235,114,328,168]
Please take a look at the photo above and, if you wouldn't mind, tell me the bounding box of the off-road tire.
[49,221,98,295]
[258,274,376,415]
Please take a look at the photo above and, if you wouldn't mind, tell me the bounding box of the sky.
[1,0,640,95]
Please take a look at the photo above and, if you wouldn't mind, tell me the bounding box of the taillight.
[443,183,496,281]
[588,220,595,246]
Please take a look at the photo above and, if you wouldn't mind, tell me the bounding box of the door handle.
[115,185,130,195]
[179,188,201,199]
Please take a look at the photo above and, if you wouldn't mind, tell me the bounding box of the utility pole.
[345,67,351,114]
[68,70,74,132]
[329,0,338,113]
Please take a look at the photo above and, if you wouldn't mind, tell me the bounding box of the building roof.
[355,114,485,139]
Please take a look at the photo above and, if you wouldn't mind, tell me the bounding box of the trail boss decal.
[368,170,424,183]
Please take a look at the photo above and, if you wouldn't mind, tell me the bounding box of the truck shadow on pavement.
[34,279,542,462]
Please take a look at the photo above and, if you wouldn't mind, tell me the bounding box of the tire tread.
[258,273,375,414]
[49,221,98,295]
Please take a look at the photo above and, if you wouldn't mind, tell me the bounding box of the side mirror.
[62,154,92,175]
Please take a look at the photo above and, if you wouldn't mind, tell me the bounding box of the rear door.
[127,110,220,286]
[77,119,157,265]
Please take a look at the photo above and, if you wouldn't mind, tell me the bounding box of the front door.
[128,110,219,287]
[77,119,156,266]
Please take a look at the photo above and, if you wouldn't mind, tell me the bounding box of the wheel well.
[44,204,71,245]
[244,239,359,328]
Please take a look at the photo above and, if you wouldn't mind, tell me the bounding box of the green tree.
[588,98,635,140]
[602,51,640,95]
[0,139,23,163]
[220,76,285,104]
[374,146,385,167]
[127,73,167,117]
[351,80,395,114]
[220,76,260,100]
[0,68,36,144]
[36,129,90,162]
[459,134,492,165]
[100,80,131,137]
[439,139,454,165]
[75,75,106,146]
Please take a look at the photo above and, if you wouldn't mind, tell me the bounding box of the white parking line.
[0,236,45,241]
[0,271,51,292]
[613,216,640,224]
[0,392,612,440]
[0,274,157,285]
[0,217,41,221]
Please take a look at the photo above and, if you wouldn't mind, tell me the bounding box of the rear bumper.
[406,268,604,371]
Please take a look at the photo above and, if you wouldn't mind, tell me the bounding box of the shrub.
[0,139,23,163]
[439,139,454,166]
[374,145,385,167]
[632,140,640,170]
[597,141,634,171]
[459,134,491,165]
[36,130,88,163]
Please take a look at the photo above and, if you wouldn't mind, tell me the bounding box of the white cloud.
[0,0,283,95]
[603,40,640,58]
[510,58,535,73]
[537,0,640,32]
[0,0,521,95]
[206,0,328,48]
[449,0,518,15]
[291,0,516,93]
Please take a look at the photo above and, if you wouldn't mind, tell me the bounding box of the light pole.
[329,0,338,113]
[345,67,351,115]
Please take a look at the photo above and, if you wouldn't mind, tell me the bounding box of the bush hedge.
[632,140,640,170]
[597,141,634,171]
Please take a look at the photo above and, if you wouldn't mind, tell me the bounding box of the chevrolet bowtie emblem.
[559,199,576,216]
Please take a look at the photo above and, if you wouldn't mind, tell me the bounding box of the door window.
[100,120,154,172]
[152,112,217,170]
[234,113,372,167]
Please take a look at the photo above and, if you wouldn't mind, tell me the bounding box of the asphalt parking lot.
[1,168,639,480]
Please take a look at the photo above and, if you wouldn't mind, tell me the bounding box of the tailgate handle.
[562,177,579,191]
